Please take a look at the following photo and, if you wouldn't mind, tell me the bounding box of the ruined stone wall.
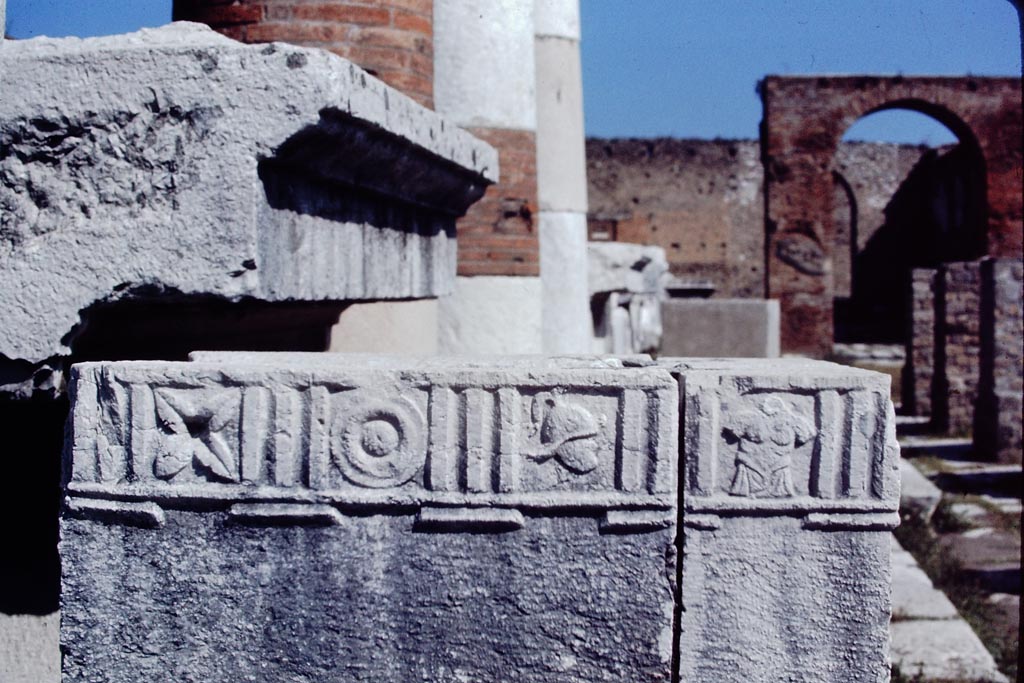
[832,143,943,298]
[586,138,932,299]
[937,261,983,436]
[761,75,1022,356]
[174,0,434,108]
[905,268,938,417]
[586,138,764,298]
[977,258,1024,462]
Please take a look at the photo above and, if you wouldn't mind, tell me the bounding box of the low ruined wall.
[586,138,931,300]
[905,258,1022,462]
[938,261,984,436]
[905,269,938,417]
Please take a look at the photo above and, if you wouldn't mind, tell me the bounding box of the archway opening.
[832,107,986,346]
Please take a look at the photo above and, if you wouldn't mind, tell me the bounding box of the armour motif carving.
[528,394,604,475]
[723,396,815,498]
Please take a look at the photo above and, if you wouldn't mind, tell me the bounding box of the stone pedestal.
[62,354,900,682]
[0,24,497,680]
[63,356,678,682]
[664,358,900,682]
[661,299,780,358]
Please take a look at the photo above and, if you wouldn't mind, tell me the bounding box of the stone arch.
[761,76,1022,356]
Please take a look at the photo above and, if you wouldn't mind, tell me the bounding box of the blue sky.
[5,0,1021,143]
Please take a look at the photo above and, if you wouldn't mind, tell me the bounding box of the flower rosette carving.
[152,388,241,483]
[331,395,426,488]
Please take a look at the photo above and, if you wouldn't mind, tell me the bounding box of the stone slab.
[661,298,780,358]
[890,620,1008,683]
[899,458,941,522]
[62,357,678,682]
[0,23,497,368]
[890,537,959,620]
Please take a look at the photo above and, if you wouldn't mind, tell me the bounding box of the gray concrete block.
[62,356,678,682]
[660,298,781,358]
[0,23,496,373]
[663,357,900,683]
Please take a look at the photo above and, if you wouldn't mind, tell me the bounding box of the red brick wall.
[456,128,539,277]
[761,76,1022,357]
[174,0,434,108]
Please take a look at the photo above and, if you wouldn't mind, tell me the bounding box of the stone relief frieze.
[66,362,678,527]
[723,395,816,498]
[681,368,900,517]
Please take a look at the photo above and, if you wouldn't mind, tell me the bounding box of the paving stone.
[890,619,1009,683]
[899,458,941,522]
[890,539,959,620]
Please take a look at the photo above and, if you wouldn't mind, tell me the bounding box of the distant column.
[534,0,590,353]
[434,0,543,353]
[173,0,434,108]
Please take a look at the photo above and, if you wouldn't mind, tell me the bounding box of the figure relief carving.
[527,393,605,475]
[331,394,426,488]
[152,388,241,483]
[723,395,815,498]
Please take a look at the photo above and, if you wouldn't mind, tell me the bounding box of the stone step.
[890,537,1009,683]
[898,435,974,458]
[899,459,942,522]
[895,414,933,437]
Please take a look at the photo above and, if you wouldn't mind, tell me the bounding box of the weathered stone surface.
[661,299,780,358]
[0,613,58,683]
[662,357,900,683]
[0,23,496,370]
[62,356,678,682]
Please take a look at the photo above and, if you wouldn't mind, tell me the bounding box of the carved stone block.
[62,356,678,682]
[0,23,497,381]
[662,358,900,683]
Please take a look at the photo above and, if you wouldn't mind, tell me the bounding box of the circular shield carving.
[331,397,425,488]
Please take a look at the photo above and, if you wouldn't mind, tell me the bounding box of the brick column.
[434,0,543,353]
[173,0,434,108]
[905,268,937,418]
[935,261,983,436]
[534,0,591,353]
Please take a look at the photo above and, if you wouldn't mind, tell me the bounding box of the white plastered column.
[434,0,543,354]
[534,0,590,353]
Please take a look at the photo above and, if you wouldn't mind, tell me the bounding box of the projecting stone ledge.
[61,355,901,682]
[0,22,496,380]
